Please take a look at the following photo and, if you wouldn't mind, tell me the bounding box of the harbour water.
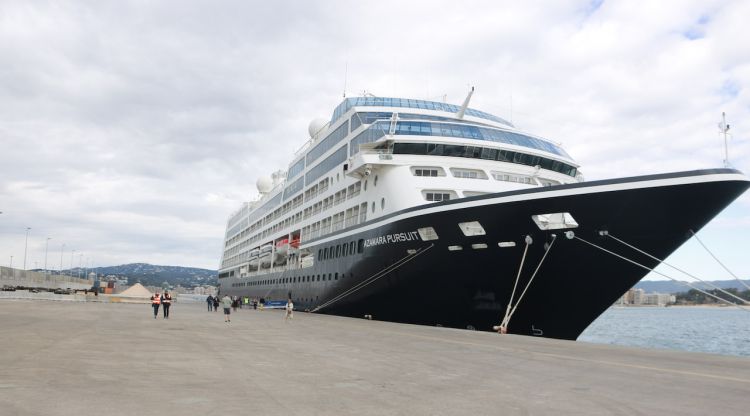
[579,306,750,357]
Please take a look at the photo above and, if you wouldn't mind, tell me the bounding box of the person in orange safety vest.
[151,292,161,319]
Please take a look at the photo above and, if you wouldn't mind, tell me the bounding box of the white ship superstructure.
[218,92,749,340]
[220,93,580,279]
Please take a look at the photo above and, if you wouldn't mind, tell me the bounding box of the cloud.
[1,0,748,274]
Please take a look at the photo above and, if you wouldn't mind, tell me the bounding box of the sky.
[0,0,748,282]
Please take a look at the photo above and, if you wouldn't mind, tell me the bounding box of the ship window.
[328,274,332,281]
[417,227,439,241]
[349,241,355,254]
[336,245,341,257]
[413,168,440,177]
[498,241,517,247]
[381,198,385,210]
[323,247,328,260]
[471,243,488,249]
[448,245,463,251]
[371,202,375,213]
[374,175,378,186]
[358,239,365,253]
[317,275,320,281]
[342,243,348,256]
[458,221,486,236]
[364,180,368,191]
[450,168,487,179]
[425,192,451,202]
[335,273,338,280]
[531,212,579,230]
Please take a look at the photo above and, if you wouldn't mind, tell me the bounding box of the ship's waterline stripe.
[300,171,749,249]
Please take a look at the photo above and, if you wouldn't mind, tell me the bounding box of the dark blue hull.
[221,169,749,340]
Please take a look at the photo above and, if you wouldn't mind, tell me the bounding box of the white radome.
[308,118,328,138]
[256,176,273,193]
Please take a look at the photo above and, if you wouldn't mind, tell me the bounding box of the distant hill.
[63,263,217,288]
[634,279,750,294]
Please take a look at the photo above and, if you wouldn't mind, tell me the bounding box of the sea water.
[578,306,750,357]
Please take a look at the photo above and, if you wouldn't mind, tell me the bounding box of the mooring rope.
[497,234,557,333]
[689,229,750,291]
[572,233,748,312]
[312,243,435,312]
[604,232,748,305]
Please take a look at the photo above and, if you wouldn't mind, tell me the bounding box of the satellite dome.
[308,118,329,138]
[256,176,273,194]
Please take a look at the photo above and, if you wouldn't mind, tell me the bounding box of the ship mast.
[718,112,731,168]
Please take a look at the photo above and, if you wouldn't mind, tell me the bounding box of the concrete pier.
[1,299,748,415]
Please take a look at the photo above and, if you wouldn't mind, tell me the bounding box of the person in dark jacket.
[206,295,214,312]
[161,291,172,319]
[212,296,219,312]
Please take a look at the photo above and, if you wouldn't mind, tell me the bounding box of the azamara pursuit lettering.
[363,231,421,248]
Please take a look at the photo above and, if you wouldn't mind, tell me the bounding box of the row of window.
[317,240,363,261]
[306,120,350,166]
[231,272,351,288]
[287,157,305,180]
[350,111,480,133]
[391,120,569,158]
[282,176,304,200]
[392,142,578,177]
[223,174,374,265]
[330,96,513,127]
[306,145,347,185]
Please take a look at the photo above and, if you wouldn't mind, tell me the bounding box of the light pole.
[44,237,52,277]
[78,254,83,278]
[9,255,12,268]
[23,227,31,270]
[70,249,76,277]
[59,243,66,276]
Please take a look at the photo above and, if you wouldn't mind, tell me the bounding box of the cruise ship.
[218,90,749,340]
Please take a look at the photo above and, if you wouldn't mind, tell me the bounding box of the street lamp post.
[44,237,52,277]
[23,227,31,270]
[59,243,66,276]
[70,249,76,277]
[78,254,83,278]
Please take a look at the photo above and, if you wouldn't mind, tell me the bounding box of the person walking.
[161,290,172,319]
[285,298,294,322]
[213,296,220,312]
[221,294,232,322]
[151,292,161,319]
[206,295,213,312]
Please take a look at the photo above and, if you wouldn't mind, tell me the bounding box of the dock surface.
[1,299,748,415]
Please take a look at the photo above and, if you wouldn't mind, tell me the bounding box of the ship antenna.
[342,61,348,98]
[456,86,475,119]
[718,112,731,167]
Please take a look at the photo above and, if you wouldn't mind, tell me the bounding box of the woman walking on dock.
[150,292,161,319]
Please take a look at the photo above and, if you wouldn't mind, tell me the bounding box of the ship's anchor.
[495,234,557,334]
